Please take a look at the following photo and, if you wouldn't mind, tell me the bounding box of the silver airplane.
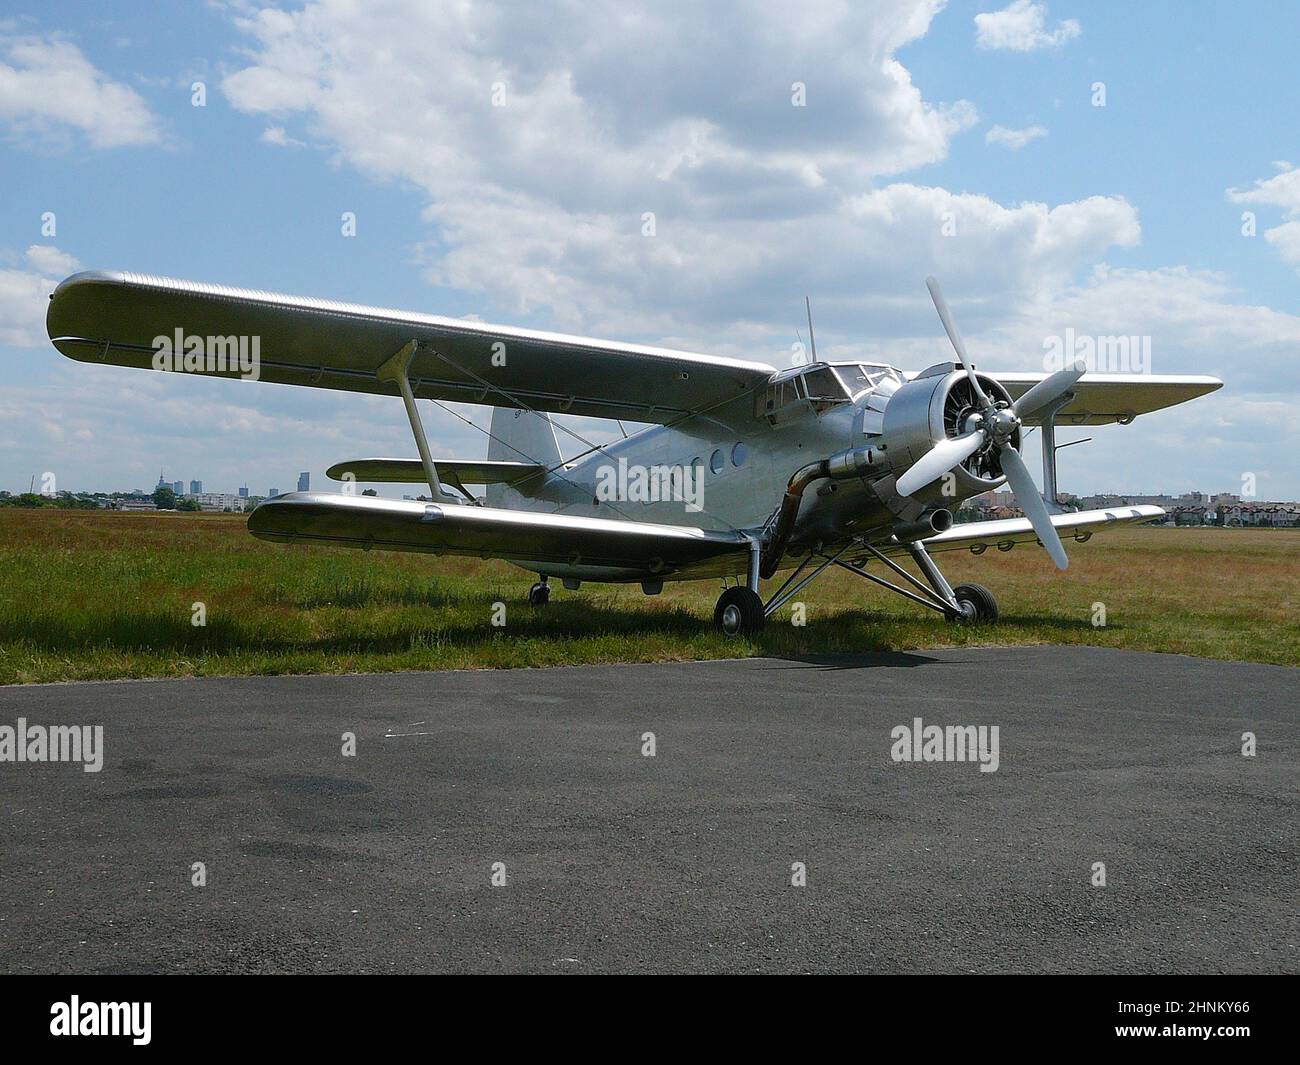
[46,271,1222,636]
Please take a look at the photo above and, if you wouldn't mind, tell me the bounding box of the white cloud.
[1227,163,1300,267]
[260,124,304,148]
[23,244,80,277]
[0,34,161,148]
[975,2,1080,52]
[213,0,1158,344]
[0,245,79,347]
[985,124,1047,149]
[984,264,1300,392]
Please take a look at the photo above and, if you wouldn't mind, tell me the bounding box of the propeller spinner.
[895,276,1085,570]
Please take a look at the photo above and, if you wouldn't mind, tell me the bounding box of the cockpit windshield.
[754,364,904,426]
[757,362,905,425]
[836,363,906,397]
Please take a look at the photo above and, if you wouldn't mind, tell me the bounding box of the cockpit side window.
[758,364,852,422]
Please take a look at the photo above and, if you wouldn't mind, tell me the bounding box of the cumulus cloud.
[212,0,1161,348]
[1227,162,1300,268]
[0,245,79,347]
[974,2,1080,52]
[984,264,1300,391]
[3,0,1275,496]
[985,124,1047,149]
[0,34,161,148]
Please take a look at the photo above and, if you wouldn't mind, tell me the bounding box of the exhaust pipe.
[760,458,828,579]
[892,508,953,543]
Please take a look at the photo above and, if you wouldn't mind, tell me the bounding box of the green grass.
[0,508,1296,684]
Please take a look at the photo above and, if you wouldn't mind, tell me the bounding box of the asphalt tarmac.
[1,646,1294,973]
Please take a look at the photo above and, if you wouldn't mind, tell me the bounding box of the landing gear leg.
[528,576,550,606]
[903,541,999,624]
[713,540,765,637]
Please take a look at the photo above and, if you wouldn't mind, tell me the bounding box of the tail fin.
[487,407,561,505]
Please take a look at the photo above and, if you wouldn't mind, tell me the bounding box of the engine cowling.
[876,362,1018,498]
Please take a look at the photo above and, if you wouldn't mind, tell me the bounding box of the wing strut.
[1037,390,1091,515]
[376,340,443,501]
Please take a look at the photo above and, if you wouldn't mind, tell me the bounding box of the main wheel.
[528,581,550,606]
[713,586,765,637]
[948,582,998,624]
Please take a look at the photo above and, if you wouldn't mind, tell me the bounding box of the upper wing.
[986,372,1222,425]
[247,491,751,580]
[325,458,543,485]
[47,271,777,425]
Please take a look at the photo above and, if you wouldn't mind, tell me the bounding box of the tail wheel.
[528,581,550,606]
[948,582,998,624]
[713,586,765,637]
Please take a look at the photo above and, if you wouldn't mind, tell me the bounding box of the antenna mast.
[805,296,818,363]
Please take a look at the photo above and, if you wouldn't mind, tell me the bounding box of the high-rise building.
[190,480,202,495]
[297,471,310,492]
[172,480,184,495]
[238,485,248,498]
[269,488,280,498]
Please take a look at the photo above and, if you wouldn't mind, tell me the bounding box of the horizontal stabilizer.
[326,458,544,485]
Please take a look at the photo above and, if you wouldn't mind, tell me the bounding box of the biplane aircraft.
[47,271,1221,636]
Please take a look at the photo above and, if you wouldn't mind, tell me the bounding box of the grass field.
[0,508,1296,684]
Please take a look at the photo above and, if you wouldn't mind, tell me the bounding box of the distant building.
[238,485,249,498]
[190,480,203,495]
[171,480,184,495]
[194,492,245,512]
[297,471,310,492]
[269,488,280,498]
[114,498,157,512]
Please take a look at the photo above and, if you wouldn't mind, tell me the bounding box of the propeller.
[895,429,984,497]
[899,276,1086,570]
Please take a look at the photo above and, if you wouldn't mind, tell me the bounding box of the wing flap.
[247,491,750,579]
[47,270,775,424]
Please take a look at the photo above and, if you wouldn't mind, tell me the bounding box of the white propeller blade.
[926,276,992,410]
[895,430,985,497]
[1014,360,1087,420]
[1000,446,1069,570]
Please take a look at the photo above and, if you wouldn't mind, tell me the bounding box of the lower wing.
[896,505,1165,558]
[247,492,751,581]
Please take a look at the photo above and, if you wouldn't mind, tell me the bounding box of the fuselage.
[490,360,998,582]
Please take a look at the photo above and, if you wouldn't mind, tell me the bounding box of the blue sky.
[3,0,1298,499]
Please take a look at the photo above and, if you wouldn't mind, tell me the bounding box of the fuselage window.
[731,442,748,467]
[710,449,725,474]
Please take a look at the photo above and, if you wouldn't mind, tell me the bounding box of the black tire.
[713,586,765,637]
[528,581,550,606]
[949,582,999,624]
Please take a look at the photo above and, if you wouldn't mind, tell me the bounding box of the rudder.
[487,408,561,505]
